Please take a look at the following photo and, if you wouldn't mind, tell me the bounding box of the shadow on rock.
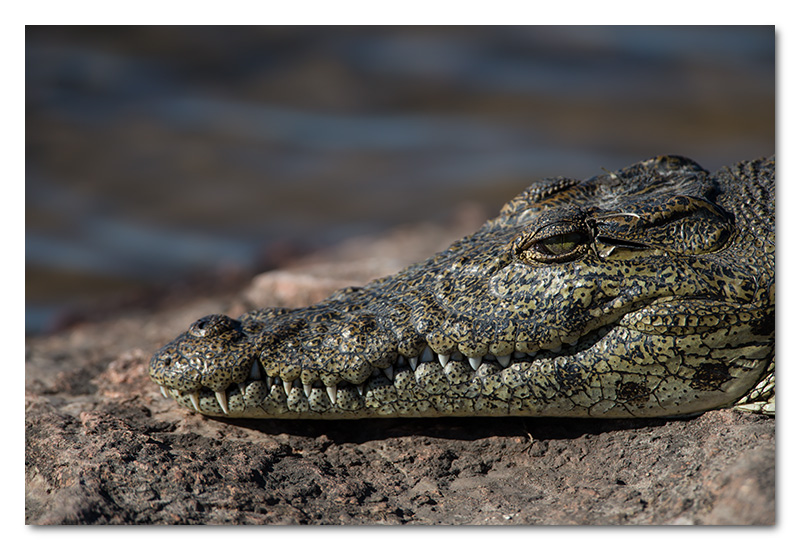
[218,414,674,444]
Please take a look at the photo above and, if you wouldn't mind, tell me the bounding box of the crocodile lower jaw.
[156,339,589,417]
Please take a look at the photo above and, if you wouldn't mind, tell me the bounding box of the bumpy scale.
[150,156,775,419]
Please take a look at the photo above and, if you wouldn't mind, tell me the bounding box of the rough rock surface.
[25,212,775,525]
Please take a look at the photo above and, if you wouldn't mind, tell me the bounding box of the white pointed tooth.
[357,383,365,396]
[189,392,201,412]
[327,385,337,405]
[283,380,293,396]
[409,356,419,370]
[497,354,511,367]
[303,383,312,398]
[600,246,616,258]
[468,356,482,370]
[383,366,394,381]
[249,358,261,380]
[421,346,435,363]
[160,386,169,398]
[215,391,229,414]
[438,353,450,368]
[238,382,247,394]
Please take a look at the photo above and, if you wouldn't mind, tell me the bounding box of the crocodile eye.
[513,227,590,264]
[536,232,587,256]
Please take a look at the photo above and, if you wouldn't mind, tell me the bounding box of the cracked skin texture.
[150,155,775,419]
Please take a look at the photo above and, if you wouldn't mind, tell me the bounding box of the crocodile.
[149,155,775,419]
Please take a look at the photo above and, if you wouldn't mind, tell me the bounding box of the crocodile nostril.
[189,314,239,338]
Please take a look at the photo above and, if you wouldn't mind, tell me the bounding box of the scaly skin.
[150,156,775,419]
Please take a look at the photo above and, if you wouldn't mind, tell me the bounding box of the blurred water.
[25,26,775,333]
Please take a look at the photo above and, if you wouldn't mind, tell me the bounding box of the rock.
[25,213,774,525]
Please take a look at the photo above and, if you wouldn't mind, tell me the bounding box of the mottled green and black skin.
[150,156,775,419]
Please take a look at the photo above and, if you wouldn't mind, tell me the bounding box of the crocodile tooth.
[468,356,482,370]
[421,346,435,363]
[599,245,616,258]
[303,383,312,398]
[249,358,261,380]
[238,382,247,394]
[189,392,201,412]
[438,353,450,367]
[215,391,229,414]
[396,355,407,367]
[160,386,169,398]
[409,356,419,370]
[383,366,394,381]
[327,385,337,405]
[497,354,511,367]
[357,383,365,396]
[283,380,293,396]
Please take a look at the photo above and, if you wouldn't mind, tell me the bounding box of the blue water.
[25,26,775,333]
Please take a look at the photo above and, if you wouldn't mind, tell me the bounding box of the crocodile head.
[150,156,775,419]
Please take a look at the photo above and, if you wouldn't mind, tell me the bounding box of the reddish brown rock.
[25,215,775,525]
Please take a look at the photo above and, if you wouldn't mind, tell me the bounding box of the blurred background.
[26,26,775,334]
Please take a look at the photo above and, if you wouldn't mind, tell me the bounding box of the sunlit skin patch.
[150,156,774,419]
